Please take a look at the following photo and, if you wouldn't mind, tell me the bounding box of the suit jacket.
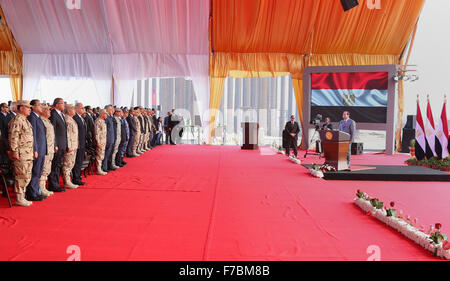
[322,123,333,130]
[84,113,95,145]
[138,115,144,133]
[284,121,301,141]
[50,109,68,151]
[73,114,87,150]
[105,115,115,145]
[120,117,129,142]
[27,112,47,156]
[339,119,356,142]
[152,115,157,131]
[143,115,149,133]
[127,115,137,134]
[0,112,8,139]
[163,116,170,130]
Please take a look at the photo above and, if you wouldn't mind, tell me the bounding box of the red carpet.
[0,146,449,261]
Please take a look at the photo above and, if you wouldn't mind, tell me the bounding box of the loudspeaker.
[404,115,416,129]
[340,0,359,11]
[401,128,416,153]
[351,142,363,155]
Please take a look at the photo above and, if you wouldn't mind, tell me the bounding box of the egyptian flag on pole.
[436,97,449,159]
[424,97,438,159]
[415,97,426,160]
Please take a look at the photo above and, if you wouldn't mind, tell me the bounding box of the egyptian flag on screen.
[424,98,438,159]
[436,98,449,159]
[311,72,388,123]
[415,98,426,160]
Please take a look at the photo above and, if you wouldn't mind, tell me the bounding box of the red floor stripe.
[0,146,448,261]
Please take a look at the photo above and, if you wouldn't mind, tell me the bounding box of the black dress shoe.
[73,181,86,186]
[26,195,45,201]
[121,161,127,166]
[48,187,65,193]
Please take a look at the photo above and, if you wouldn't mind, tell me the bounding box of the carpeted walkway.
[0,145,448,261]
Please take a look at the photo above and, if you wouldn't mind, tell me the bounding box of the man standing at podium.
[338,111,356,169]
[284,115,301,158]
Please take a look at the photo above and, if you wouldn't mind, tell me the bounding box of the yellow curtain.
[0,5,23,100]
[210,0,425,141]
[9,74,22,101]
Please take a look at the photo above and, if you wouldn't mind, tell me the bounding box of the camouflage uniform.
[9,114,34,194]
[63,115,78,180]
[133,114,141,155]
[40,117,55,193]
[95,117,107,172]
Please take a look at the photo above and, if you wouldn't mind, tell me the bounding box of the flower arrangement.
[271,142,286,155]
[288,156,301,165]
[354,190,450,259]
[405,157,450,172]
[309,164,336,178]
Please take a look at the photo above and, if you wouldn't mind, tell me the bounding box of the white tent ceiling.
[0,0,209,119]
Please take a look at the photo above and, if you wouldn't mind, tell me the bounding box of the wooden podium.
[319,130,351,171]
[241,122,259,150]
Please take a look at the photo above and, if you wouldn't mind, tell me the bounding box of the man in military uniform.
[9,100,34,207]
[137,107,145,154]
[111,108,122,170]
[142,109,149,151]
[95,109,108,175]
[132,107,142,156]
[62,105,79,189]
[39,105,55,197]
[26,99,48,201]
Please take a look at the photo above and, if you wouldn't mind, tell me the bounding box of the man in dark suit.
[126,108,137,157]
[116,109,129,167]
[26,100,47,201]
[0,103,9,140]
[102,105,116,172]
[284,115,301,158]
[72,103,87,186]
[338,111,356,169]
[48,98,67,193]
[164,112,171,144]
[5,101,17,131]
[169,109,180,145]
[83,105,96,159]
[322,117,333,131]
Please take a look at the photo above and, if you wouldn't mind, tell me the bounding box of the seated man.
[284,115,301,158]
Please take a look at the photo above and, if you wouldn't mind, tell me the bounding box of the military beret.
[17,100,32,107]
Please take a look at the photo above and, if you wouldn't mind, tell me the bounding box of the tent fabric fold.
[0,0,425,145]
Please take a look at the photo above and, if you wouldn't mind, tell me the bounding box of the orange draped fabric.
[0,5,23,101]
[210,0,425,142]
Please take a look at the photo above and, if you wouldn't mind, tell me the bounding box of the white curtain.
[23,54,48,100]
[2,0,210,141]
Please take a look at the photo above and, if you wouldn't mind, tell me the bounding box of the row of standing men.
[2,99,173,207]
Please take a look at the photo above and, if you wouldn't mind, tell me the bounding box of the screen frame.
[302,65,397,155]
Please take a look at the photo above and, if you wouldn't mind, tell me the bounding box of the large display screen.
[310,72,388,123]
